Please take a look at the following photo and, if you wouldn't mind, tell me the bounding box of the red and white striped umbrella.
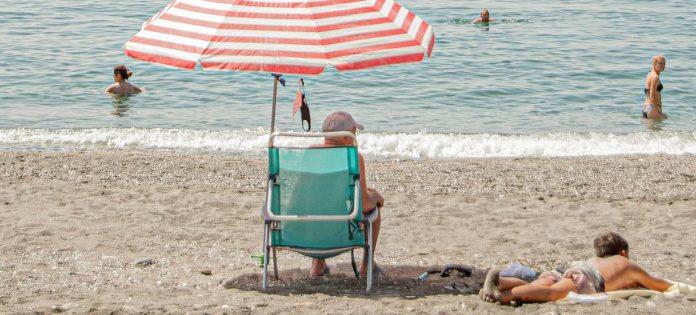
[123,0,435,75]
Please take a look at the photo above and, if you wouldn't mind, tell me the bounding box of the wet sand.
[1,150,695,314]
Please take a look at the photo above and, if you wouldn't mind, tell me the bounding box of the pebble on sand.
[132,257,154,267]
[51,304,69,313]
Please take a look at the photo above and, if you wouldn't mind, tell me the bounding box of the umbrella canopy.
[123,0,435,75]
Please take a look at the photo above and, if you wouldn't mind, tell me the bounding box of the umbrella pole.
[270,77,278,134]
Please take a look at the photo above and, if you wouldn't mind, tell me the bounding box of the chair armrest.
[364,206,379,223]
[262,178,362,222]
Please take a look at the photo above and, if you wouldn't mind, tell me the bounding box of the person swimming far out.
[105,64,142,95]
[643,55,666,119]
[472,8,493,23]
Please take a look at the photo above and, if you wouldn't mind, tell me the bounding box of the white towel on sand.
[558,280,696,304]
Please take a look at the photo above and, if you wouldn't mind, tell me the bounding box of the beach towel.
[557,280,696,304]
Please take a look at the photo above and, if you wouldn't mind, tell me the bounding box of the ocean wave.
[1,128,695,159]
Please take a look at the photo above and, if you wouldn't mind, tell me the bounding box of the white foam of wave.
[359,131,696,159]
[0,128,269,153]
[1,128,696,159]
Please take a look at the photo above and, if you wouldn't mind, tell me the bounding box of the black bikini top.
[644,82,663,95]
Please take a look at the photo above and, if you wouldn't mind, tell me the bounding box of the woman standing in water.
[643,55,666,119]
[105,64,142,95]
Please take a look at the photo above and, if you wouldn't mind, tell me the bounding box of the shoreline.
[2,128,696,159]
[2,149,696,313]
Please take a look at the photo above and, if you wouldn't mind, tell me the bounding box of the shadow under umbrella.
[221,263,486,298]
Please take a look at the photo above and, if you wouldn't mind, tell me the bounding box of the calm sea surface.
[1,0,695,158]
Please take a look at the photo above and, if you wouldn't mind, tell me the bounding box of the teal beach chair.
[262,132,378,292]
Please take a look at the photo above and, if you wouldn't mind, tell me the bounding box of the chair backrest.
[268,146,365,252]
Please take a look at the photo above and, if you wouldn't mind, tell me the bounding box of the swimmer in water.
[105,64,142,95]
[472,8,493,23]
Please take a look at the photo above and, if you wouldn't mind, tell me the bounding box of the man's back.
[591,255,671,292]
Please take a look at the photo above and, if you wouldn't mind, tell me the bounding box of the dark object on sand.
[132,257,154,267]
[440,264,473,277]
[418,264,473,283]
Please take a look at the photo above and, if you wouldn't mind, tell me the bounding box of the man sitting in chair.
[310,111,384,277]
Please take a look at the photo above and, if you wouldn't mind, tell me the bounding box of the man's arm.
[367,188,383,208]
[358,154,383,212]
[630,264,672,292]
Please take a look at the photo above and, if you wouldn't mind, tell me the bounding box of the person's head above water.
[594,232,629,258]
[473,8,492,23]
[113,64,133,82]
[479,9,490,22]
[106,64,142,95]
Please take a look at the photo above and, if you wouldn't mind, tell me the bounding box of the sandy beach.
[1,150,696,314]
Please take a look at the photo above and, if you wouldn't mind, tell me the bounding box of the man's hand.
[367,188,384,208]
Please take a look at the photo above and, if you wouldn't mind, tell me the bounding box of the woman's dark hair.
[594,232,629,257]
[114,64,133,80]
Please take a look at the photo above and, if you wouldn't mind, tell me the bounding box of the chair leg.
[262,223,270,289]
[350,249,359,279]
[272,247,279,280]
[366,222,373,293]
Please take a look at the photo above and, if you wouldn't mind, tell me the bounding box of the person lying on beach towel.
[480,232,672,305]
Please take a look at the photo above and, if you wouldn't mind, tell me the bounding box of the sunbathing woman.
[480,232,671,304]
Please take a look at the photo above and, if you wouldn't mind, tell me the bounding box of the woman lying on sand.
[480,232,671,304]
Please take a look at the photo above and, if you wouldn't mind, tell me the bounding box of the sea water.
[1,0,695,159]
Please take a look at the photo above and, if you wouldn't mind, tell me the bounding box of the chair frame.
[261,131,377,292]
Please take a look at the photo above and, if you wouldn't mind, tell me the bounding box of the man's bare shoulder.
[592,255,634,271]
[595,255,630,263]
